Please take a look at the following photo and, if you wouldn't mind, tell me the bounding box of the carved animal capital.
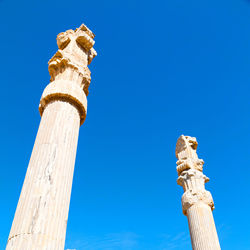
[48,24,97,96]
[39,24,97,125]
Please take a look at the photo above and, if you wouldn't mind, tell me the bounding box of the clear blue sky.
[0,0,249,249]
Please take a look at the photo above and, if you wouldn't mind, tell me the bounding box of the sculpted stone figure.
[176,135,204,175]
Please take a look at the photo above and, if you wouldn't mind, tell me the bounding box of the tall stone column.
[176,135,220,250]
[6,24,97,250]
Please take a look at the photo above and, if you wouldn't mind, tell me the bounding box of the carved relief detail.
[178,169,214,215]
[176,135,204,175]
[48,24,97,96]
[48,53,91,96]
[176,158,204,176]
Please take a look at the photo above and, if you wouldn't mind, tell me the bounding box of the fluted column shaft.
[7,100,80,250]
[178,169,221,250]
[187,203,220,250]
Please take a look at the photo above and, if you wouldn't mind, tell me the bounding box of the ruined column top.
[176,135,215,214]
[39,23,97,125]
[175,135,204,176]
[50,23,97,68]
[48,23,97,95]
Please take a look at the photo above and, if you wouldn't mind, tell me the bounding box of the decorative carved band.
[48,52,91,96]
[178,169,214,215]
[39,80,87,125]
[177,169,209,189]
[176,158,204,176]
[181,189,214,215]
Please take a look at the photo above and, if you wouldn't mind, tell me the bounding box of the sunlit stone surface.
[6,24,97,250]
[176,135,221,250]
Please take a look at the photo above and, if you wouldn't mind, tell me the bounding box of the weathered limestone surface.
[176,135,220,250]
[7,24,96,250]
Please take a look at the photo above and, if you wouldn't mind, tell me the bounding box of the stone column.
[6,24,97,250]
[176,135,220,250]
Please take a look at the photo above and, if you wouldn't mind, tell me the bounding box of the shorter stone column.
[176,135,220,250]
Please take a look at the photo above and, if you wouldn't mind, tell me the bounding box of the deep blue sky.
[0,0,249,249]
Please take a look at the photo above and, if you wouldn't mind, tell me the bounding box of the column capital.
[178,169,214,215]
[176,135,214,215]
[176,135,204,175]
[39,24,97,125]
[48,24,97,95]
